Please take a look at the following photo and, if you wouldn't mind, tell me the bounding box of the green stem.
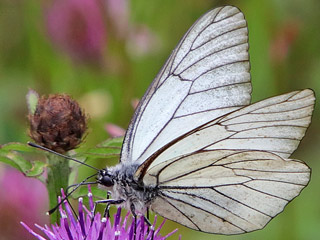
[46,154,70,223]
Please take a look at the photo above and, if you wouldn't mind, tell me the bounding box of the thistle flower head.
[28,93,87,153]
[21,186,178,240]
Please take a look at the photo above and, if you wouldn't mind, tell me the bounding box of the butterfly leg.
[130,203,137,240]
[102,191,112,218]
[90,198,124,231]
[102,203,112,218]
[144,216,152,226]
[144,208,154,240]
[92,198,125,218]
[85,198,124,240]
[106,191,111,199]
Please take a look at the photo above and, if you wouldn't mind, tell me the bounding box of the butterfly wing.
[141,89,314,234]
[120,4,315,234]
[120,6,251,164]
[138,89,314,172]
[148,150,310,234]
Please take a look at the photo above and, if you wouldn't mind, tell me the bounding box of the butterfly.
[93,5,315,235]
[41,5,315,235]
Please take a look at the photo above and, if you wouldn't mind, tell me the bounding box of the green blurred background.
[0,0,319,239]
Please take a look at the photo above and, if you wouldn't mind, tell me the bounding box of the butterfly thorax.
[97,163,157,214]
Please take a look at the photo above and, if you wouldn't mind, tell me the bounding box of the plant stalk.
[46,154,70,223]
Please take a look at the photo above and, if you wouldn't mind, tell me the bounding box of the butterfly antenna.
[28,142,100,171]
[47,172,98,215]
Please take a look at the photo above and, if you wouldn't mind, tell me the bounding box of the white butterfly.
[97,6,315,235]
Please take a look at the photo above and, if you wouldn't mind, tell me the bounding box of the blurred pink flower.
[131,98,139,109]
[105,0,129,38]
[127,25,160,57]
[0,167,48,240]
[105,123,126,137]
[46,0,107,64]
[270,20,300,63]
[104,0,159,57]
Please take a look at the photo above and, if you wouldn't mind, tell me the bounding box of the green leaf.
[1,142,37,152]
[75,137,123,159]
[0,142,46,177]
[2,150,32,172]
[85,147,121,157]
[0,155,21,170]
[97,137,123,148]
[26,161,46,177]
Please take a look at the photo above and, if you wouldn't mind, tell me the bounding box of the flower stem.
[46,154,70,223]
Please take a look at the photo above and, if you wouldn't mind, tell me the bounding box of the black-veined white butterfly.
[96,5,315,235]
[38,5,315,235]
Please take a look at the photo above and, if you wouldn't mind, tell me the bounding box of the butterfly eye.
[100,174,114,187]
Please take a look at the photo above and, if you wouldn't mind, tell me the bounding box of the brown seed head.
[28,94,87,153]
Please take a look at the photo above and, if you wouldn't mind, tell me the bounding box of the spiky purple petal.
[21,186,179,240]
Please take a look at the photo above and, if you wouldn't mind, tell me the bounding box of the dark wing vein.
[218,91,311,124]
[189,81,251,95]
[177,42,248,76]
[168,7,223,75]
[159,191,247,232]
[173,105,242,119]
[229,136,301,141]
[224,124,308,133]
[247,104,313,115]
[222,116,311,126]
[157,195,201,231]
[211,188,273,218]
[190,25,247,52]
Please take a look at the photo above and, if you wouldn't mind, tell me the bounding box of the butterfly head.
[97,169,115,187]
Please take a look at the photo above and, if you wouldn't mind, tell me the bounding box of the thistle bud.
[28,93,87,153]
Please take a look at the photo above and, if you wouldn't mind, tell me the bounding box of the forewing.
[148,150,310,234]
[141,89,314,171]
[121,6,251,164]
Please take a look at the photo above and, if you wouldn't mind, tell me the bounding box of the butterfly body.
[98,164,157,214]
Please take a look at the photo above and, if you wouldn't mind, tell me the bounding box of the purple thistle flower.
[46,0,107,64]
[21,186,179,240]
